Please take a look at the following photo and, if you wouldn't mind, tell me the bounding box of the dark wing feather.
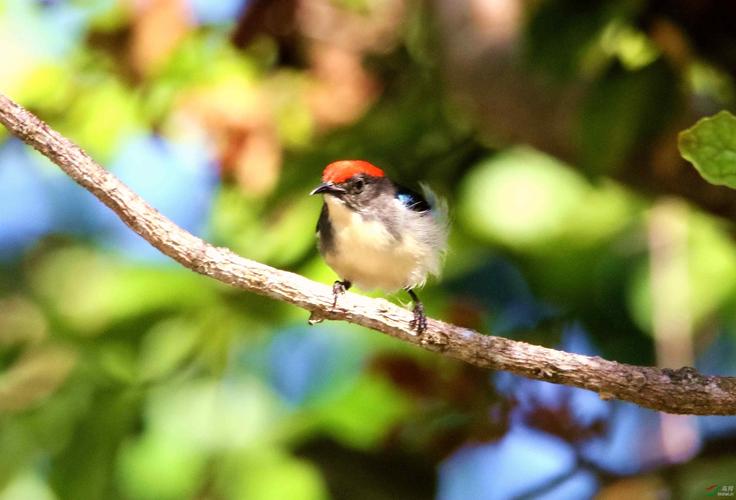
[315,203,335,253]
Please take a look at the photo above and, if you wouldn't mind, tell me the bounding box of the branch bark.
[1,93,735,415]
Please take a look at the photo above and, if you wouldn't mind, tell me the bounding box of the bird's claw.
[332,280,349,309]
[410,302,427,335]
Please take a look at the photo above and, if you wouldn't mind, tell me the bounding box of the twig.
[1,93,735,415]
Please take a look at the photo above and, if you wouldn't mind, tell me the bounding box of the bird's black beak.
[310,182,346,196]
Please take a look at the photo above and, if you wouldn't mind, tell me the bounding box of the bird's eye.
[353,178,365,192]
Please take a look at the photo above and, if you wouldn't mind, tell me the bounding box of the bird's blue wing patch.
[396,187,431,212]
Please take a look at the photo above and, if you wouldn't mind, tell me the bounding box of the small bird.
[310,160,448,333]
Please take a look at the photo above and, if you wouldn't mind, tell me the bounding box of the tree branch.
[1,93,735,415]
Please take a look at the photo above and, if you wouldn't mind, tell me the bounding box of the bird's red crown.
[322,160,384,184]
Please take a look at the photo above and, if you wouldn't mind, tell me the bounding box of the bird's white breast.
[322,197,438,292]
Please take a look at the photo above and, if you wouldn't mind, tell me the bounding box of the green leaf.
[117,434,205,500]
[223,452,328,500]
[679,110,736,189]
[0,472,56,500]
[319,376,411,450]
[458,148,589,249]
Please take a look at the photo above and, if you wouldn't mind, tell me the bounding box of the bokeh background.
[1,0,736,499]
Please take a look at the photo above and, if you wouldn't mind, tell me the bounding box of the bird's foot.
[406,289,427,335]
[332,280,351,309]
[410,301,427,335]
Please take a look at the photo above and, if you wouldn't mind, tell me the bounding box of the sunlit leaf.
[0,472,56,500]
[117,433,204,500]
[60,78,143,162]
[30,247,217,334]
[459,148,588,249]
[320,376,411,450]
[223,451,328,500]
[138,318,200,382]
[146,378,284,452]
[679,111,736,189]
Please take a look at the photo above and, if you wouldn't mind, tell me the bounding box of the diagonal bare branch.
[1,93,735,415]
